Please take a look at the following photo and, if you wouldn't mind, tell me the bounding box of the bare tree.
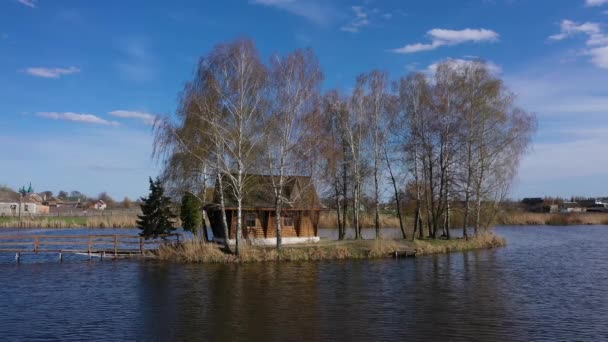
[265,48,323,249]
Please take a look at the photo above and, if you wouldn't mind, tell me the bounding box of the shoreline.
[154,233,507,263]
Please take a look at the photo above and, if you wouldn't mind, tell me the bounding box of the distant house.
[206,175,324,246]
[93,200,107,210]
[0,202,49,216]
[561,202,585,213]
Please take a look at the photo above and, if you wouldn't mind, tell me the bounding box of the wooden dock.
[0,234,181,261]
[391,249,417,258]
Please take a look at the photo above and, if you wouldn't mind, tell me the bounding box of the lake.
[1,226,607,341]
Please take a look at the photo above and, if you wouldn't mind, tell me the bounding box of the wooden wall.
[222,210,318,239]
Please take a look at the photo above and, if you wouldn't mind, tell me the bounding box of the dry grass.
[414,233,506,255]
[497,212,608,226]
[319,211,411,228]
[155,233,506,263]
[0,215,139,228]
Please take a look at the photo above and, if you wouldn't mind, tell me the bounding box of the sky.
[1,0,607,200]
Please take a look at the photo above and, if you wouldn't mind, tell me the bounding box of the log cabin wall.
[224,210,318,239]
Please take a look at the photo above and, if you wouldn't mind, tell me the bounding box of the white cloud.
[250,0,332,25]
[549,20,600,41]
[37,112,120,126]
[340,6,369,33]
[17,0,36,8]
[428,58,503,74]
[585,0,608,6]
[392,28,499,54]
[588,45,608,69]
[109,110,156,125]
[549,19,608,69]
[25,66,80,78]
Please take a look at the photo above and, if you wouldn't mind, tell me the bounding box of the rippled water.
[1,226,607,341]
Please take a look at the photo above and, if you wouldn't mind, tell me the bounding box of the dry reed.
[155,233,506,263]
[497,212,608,226]
[414,233,506,255]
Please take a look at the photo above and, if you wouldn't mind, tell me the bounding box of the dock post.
[15,252,20,264]
[59,252,63,262]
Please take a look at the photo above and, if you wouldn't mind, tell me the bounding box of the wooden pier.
[0,234,180,261]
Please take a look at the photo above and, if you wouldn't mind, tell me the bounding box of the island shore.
[154,233,506,263]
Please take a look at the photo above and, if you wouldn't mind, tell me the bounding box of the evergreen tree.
[180,192,202,238]
[137,177,176,239]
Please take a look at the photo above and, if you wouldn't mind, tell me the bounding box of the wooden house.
[206,175,324,245]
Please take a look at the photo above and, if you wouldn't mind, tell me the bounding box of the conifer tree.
[180,192,202,239]
[137,177,176,239]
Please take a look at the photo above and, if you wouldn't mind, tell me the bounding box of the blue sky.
[1,0,607,200]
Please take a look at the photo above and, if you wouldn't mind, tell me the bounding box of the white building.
[0,202,42,216]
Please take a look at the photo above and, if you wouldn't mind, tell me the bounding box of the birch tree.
[266,48,323,249]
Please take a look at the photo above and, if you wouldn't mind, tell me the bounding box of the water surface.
[1,226,607,341]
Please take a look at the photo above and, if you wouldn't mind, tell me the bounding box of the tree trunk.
[385,145,405,239]
[217,173,231,252]
[275,197,283,249]
[341,143,349,240]
[201,209,210,243]
[334,180,343,240]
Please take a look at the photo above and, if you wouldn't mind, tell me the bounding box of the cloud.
[585,0,608,6]
[17,0,36,8]
[549,20,600,41]
[25,66,81,78]
[428,58,503,74]
[109,110,156,125]
[340,6,370,33]
[37,112,120,126]
[250,0,333,25]
[392,28,499,54]
[588,45,608,69]
[549,19,608,69]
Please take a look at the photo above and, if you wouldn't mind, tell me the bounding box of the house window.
[24,205,29,212]
[246,213,257,227]
[283,215,294,227]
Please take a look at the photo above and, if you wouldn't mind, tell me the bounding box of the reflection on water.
[1,226,607,341]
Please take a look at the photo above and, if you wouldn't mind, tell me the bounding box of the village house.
[0,193,50,216]
[206,175,324,246]
[561,202,584,213]
[92,200,107,210]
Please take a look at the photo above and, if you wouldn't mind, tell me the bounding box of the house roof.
[209,174,322,210]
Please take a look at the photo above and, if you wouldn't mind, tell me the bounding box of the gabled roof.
[211,174,321,209]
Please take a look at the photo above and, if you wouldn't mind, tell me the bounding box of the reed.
[319,211,409,228]
[155,233,505,263]
[497,212,608,226]
[414,233,506,255]
[0,215,139,228]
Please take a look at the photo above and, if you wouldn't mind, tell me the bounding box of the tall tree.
[138,177,177,239]
[265,48,323,249]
